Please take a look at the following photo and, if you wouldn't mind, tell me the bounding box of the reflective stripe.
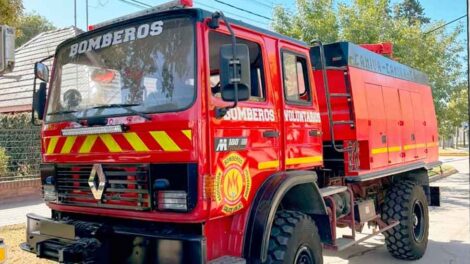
[79,135,98,153]
[182,129,192,140]
[371,147,388,154]
[100,134,122,152]
[286,156,322,165]
[258,160,279,170]
[46,137,59,154]
[371,146,402,155]
[404,143,426,150]
[150,131,181,151]
[123,132,149,152]
[60,136,77,154]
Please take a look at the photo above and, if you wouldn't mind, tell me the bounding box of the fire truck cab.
[23,1,440,263]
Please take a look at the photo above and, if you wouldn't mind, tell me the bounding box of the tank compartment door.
[398,90,417,162]
[365,83,388,169]
[410,92,427,159]
[382,87,403,165]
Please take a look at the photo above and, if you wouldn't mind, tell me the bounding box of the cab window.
[209,31,266,101]
[282,52,311,103]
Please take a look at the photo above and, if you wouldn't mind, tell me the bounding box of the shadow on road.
[325,239,470,263]
[0,195,44,210]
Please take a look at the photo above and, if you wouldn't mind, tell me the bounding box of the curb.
[429,169,459,183]
[439,153,469,157]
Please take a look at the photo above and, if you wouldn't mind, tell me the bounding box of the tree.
[16,12,56,47]
[0,0,23,26]
[272,0,465,139]
[394,0,430,25]
[273,0,339,43]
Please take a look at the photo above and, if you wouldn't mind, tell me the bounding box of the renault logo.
[88,164,106,200]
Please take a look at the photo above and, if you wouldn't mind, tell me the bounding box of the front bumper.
[21,213,206,263]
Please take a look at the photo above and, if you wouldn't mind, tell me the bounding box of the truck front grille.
[55,164,151,211]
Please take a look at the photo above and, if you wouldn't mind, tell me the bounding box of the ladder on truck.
[312,41,359,172]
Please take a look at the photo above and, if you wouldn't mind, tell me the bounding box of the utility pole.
[86,0,89,30]
[74,0,77,27]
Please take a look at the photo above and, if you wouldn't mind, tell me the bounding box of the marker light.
[62,125,123,136]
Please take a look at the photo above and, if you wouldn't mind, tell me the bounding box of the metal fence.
[0,128,41,181]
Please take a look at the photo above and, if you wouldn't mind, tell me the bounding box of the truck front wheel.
[382,180,429,260]
[267,210,323,264]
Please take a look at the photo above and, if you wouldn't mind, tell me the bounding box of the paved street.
[324,156,470,264]
[0,157,468,263]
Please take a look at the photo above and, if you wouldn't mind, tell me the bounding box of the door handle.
[263,130,279,138]
[309,129,322,137]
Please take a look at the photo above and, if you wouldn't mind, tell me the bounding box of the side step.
[324,217,400,251]
[208,256,246,264]
[320,186,348,197]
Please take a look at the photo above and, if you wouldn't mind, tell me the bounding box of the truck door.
[279,46,322,170]
[207,30,280,218]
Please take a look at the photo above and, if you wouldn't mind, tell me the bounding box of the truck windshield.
[46,16,195,123]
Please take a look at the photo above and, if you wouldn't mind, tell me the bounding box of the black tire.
[267,210,323,264]
[382,180,429,260]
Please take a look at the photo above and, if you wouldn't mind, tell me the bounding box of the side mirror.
[33,82,47,120]
[219,44,251,102]
[34,62,49,82]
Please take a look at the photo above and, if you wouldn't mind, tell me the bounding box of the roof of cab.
[60,7,309,50]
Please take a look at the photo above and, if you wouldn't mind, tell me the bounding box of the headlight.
[151,163,197,212]
[157,191,187,211]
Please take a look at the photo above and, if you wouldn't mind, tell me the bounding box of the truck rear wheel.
[267,210,323,264]
[382,180,429,260]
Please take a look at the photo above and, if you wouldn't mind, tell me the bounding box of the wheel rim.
[294,246,314,264]
[412,200,425,242]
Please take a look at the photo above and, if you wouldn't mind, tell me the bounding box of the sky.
[22,0,467,47]
[19,0,468,90]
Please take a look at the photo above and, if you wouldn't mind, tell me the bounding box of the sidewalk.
[0,197,49,227]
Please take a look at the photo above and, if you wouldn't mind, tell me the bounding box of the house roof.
[0,27,81,113]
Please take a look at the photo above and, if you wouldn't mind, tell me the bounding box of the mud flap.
[430,186,440,206]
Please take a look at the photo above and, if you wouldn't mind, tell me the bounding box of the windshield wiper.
[47,110,78,116]
[91,104,151,120]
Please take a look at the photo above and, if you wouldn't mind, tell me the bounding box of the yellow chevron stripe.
[79,135,98,153]
[46,136,59,154]
[258,160,280,170]
[100,134,122,152]
[286,156,323,165]
[60,136,76,154]
[427,142,438,147]
[123,132,149,152]
[182,130,192,141]
[150,131,181,151]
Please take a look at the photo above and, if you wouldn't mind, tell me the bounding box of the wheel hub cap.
[412,200,425,242]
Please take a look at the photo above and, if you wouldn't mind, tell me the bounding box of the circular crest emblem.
[214,152,251,214]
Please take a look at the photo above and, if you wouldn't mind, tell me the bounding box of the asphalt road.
[0,157,468,263]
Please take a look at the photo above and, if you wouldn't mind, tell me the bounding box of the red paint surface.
[40,17,439,261]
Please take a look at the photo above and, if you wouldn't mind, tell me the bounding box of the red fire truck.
[22,1,441,263]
